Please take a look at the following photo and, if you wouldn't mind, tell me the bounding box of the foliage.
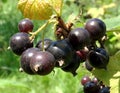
[0,67,90,93]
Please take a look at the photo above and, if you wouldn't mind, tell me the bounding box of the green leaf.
[0,79,29,89]
[91,51,120,93]
[104,15,120,32]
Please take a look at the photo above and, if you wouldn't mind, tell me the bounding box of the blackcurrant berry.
[68,28,90,50]
[87,48,109,69]
[92,77,99,84]
[20,48,40,75]
[30,51,55,75]
[99,87,110,93]
[18,18,34,33]
[84,81,100,93]
[36,38,53,50]
[47,39,73,68]
[85,18,106,40]
[96,48,109,59]
[81,76,91,86]
[9,32,33,55]
[61,52,81,76]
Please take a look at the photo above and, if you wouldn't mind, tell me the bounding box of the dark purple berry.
[85,18,106,40]
[18,18,34,33]
[61,52,81,76]
[81,76,91,86]
[9,32,33,55]
[96,48,109,59]
[84,81,100,93]
[92,77,99,84]
[36,38,53,50]
[99,87,110,93]
[87,48,109,69]
[47,39,73,68]
[20,48,40,75]
[68,28,90,50]
[30,51,55,75]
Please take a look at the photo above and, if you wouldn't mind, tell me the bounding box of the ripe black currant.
[81,76,91,86]
[61,52,81,76]
[36,38,53,50]
[20,48,40,75]
[87,48,109,69]
[91,77,99,84]
[47,39,73,68]
[85,18,106,40]
[18,18,34,33]
[30,51,55,75]
[9,32,33,55]
[83,81,100,93]
[68,28,90,50]
[99,87,110,93]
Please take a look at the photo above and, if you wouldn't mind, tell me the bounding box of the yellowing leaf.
[17,0,28,14]
[23,0,34,19]
[92,51,120,93]
[48,0,63,16]
[18,0,63,20]
[18,0,53,20]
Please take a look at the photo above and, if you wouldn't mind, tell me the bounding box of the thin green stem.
[110,33,120,42]
[107,29,120,33]
[59,0,63,16]
[51,6,60,17]
[30,20,50,40]
[48,0,63,17]
[42,27,45,51]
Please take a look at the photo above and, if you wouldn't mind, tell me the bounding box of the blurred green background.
[0,0,120,93]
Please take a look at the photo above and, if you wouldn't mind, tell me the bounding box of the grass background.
[0,0,120,93]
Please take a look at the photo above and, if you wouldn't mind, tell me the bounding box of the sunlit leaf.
[48,0,63,16]
[18,0,63,20]
[18,0,53,20]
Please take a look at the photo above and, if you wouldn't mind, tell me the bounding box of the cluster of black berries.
[81,76,110,93]
[9,18,109,77]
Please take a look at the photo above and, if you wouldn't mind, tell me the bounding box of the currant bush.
[9,1,114,93]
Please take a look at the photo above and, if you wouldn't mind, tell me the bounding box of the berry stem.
[42,27,45,51]
[59,0,63,16]
[30,20,50,40]
[49,0,63,17]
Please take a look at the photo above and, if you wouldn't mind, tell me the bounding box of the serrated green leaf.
[92,51,120,93]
